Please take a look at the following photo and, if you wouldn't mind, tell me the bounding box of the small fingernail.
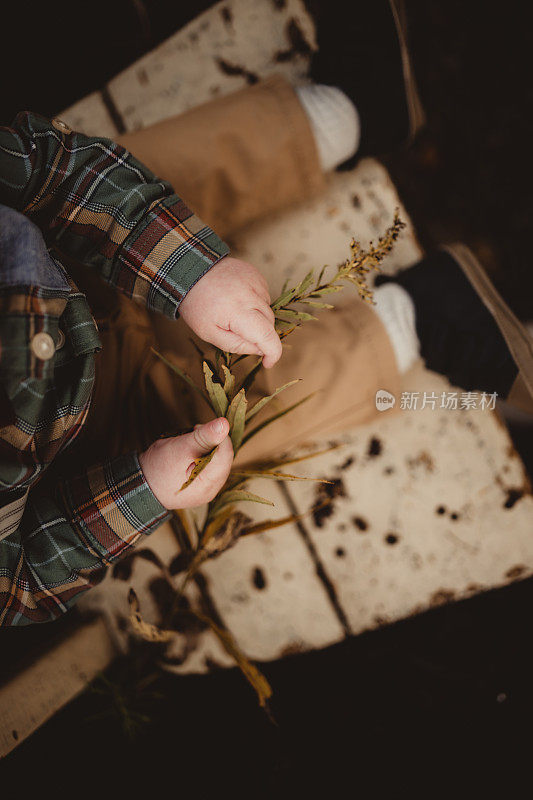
[213,418,226,435]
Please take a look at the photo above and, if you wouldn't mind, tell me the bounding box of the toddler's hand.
[179,256,282,368]
[139,418,233,509]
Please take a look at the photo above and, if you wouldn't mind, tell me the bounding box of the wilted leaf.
[275,309,317,323]
[246,379,300,421]
[274,319,296,337]
[221,364,235,399]
[277,324,298,340]
[174,507,250,594]
[178,446,218,491]
[244,497,334,538]
[316,264,328,286]
[194,610,273,709]
[151,348,210,407]
[241,393,316,448]
[232,469,332,483]
[210,489,275,516]
[300,300,334,310]
[308,286,344,296]
[201,509,251,559]
[128,588,174,643]
[203,362,228,416]
[260,443,344,470]
[202,503,238,545]
[226,388,247,451]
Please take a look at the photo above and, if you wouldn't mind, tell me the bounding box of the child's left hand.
[179,256,282,368]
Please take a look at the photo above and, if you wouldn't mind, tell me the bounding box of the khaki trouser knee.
[118,75,326,239]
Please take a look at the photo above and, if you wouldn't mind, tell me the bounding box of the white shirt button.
[30,332,55,361]
[51,118,72,134]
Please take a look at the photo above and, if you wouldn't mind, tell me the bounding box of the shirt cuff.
[57,451,170,564]
[118,195,230,319]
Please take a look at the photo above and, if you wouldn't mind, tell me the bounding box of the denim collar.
[0,204,70,293]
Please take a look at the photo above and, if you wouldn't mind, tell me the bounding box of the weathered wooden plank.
[0,617,115,758]
[106,0,316,132]
[198,478,346,662]
[276,365,533,635]
[60,90,119,139]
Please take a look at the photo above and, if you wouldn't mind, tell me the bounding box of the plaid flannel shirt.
[0,112,229,625]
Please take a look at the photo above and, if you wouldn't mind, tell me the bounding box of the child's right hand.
[179,256,282,368]
[138,417,233,509]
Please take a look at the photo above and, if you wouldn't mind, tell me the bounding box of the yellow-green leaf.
[294,270,314,295]
[271,286,298,310]
[275,309,317,323]
[274,319,295,335]
[221,364,235,399]
[245,379,300,421]
[203,362,228,416]
[308,285,344,296]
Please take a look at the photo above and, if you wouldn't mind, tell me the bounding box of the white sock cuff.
[373,283,420,374]
[296,84,360,172]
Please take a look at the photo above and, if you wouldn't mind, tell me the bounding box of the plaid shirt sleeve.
[0,112,230,318]
[0,110,229,625]
[0,452,170,626]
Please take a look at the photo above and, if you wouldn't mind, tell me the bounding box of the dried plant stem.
[128,216,404,707]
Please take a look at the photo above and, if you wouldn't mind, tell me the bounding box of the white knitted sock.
[374,283,420,373]
[295,84,361,171]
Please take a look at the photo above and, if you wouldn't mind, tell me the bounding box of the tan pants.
[67,76,400,470]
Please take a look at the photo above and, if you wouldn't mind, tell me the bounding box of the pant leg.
[238,300,401,465]
[148,298,401,467]
[115,77,400,459]
[118,75,326,239]
[55,75,401,469]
